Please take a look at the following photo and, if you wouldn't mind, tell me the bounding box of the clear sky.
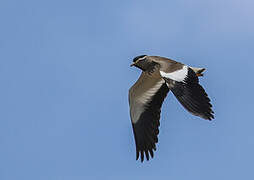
[1,0,254,179]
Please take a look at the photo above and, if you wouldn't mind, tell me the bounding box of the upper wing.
[129,72,169,162]
[160,65,214,120]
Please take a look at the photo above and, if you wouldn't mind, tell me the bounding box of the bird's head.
[130,55,150,71]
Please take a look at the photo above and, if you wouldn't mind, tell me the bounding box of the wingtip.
[141,151,144,162]
[136,149,139,160]
[202,112,214,121]
[136,149,156,162]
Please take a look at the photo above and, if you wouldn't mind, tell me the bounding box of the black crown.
[133,55,147,62]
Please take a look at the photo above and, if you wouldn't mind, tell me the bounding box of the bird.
[128,55,214,162]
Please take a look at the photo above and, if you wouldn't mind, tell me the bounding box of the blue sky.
[1,0,254,179]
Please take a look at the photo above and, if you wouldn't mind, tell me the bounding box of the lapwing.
[129,55,214,162]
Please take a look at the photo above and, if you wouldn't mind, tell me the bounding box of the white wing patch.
[160,65,188,82]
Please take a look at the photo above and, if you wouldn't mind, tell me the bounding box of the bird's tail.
[190,67,206,77]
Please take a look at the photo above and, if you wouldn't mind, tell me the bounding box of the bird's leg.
[196,72,204,77]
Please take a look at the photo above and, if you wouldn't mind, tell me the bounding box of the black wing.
[163,68,214,120]
[130,83,169,162]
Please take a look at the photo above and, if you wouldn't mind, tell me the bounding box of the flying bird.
[129,55,214,162]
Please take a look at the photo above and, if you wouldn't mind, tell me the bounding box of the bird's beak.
[130,62,136,67]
